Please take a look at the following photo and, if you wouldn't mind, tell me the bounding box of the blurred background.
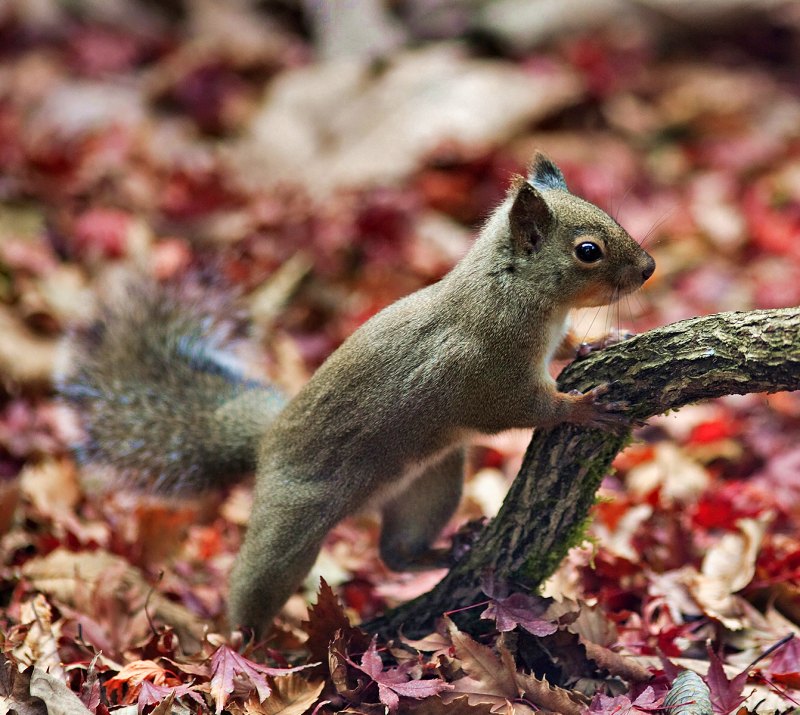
[2,0,800,376]
[2,0,800,634]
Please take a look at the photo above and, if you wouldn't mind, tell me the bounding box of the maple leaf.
[767,634,800,687]
[588,685,662,714]
[104,660,179,704]
[209,645,315,714]
[706,648,748,715]
[480,593,558,636]
[480,573,557,636]
[138,680,205,708]
[346,636,452,713]
[302,578,371,665]
[445,619,584,715]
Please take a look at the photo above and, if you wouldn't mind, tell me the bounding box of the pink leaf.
[209,645,314,713]
[481,592,558,636]
[346,636,452,713]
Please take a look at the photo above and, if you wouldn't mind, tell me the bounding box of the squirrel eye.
[575,241,603,263]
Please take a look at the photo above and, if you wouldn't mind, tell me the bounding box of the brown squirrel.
[60,154,655,636]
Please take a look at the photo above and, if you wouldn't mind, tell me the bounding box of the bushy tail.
[58,284,284,495]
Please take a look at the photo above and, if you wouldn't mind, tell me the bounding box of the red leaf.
[768,636,800,688]
[706,648,748,715]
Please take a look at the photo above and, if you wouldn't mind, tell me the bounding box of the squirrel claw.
[567,383,631,434]
[576,329,637,359]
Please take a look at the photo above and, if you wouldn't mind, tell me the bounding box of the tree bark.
[365,308,800,638]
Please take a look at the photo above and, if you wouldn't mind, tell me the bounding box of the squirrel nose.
[641,256,656,281]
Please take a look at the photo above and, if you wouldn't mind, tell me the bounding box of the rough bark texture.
[366,308,800,638]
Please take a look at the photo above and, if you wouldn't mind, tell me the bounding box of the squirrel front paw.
[576,329,637,359]
[566,383,631,433]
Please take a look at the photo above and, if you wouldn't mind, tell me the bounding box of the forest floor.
[2,2,800,713]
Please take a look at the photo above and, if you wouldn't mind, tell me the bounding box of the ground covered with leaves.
[2,1,800,713]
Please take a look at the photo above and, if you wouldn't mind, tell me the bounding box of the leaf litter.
[2,1,800,713]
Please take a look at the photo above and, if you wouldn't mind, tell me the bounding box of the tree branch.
[365,308,800,637]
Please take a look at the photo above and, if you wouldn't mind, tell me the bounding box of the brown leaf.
[0,475,20,537]
[581,641,652,683]
[688,516,770,630]
[403,694,494,714]
[13,595,63,676]
[513,670,586,715]
[0,306,59,385]
[28,668,93,715]
[236,675,324,715]
[19,458,81,516]
[444,618,518,710]
[302,578,371,665]
[21,547,206,641]
[0,655,46,715]
[149,691,176,715]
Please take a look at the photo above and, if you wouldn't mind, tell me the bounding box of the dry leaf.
[29,668,94,715]
[580,641,652,683]
[13,594,63,676]
[21,548,206,640]
[238,675,324,715]
[514,670,585,715]
[626,443,710,503]
[444,618,518,711]
[0,476,20,537]
[0,306,59,385]
[238,45,582,191]
[19,458,80,516]
[688,516,770,629]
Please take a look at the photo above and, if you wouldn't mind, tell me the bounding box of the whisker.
[582,304,604,345]
[614,183,634,222]
[639,208,675,248]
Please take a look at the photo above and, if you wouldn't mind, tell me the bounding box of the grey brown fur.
[61,154,655,636]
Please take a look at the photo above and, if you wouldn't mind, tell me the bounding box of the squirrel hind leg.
[379,448,464,572]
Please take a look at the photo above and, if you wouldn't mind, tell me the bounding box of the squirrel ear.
[509,180,554,253]
[528,152,567,191]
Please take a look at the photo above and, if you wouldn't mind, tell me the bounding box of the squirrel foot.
[567,383,631,433]
[576,329,637,359]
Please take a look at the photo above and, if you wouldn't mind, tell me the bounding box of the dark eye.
[575,241,603,263]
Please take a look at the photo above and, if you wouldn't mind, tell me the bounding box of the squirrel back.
[57,283,284,495]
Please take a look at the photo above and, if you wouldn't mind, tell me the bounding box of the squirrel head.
[503,153,655,309]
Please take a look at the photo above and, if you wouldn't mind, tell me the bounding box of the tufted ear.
[528,152,567,191]
[509,180,554,254]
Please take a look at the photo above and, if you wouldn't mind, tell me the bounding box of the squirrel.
[59,153,655,636]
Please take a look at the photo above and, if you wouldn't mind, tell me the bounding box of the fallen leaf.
[302,578,371,665]
[588,685,662,714]
[235,675,324,715]
[0,655,46,715]
[209,645,313,714]
[688,516,770,629]
[480,593,558,637]
[346,636,452,713]
[28,668,93,715]
[705,648,748,715]
[581,641,652,683]
[445,618,518,709]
